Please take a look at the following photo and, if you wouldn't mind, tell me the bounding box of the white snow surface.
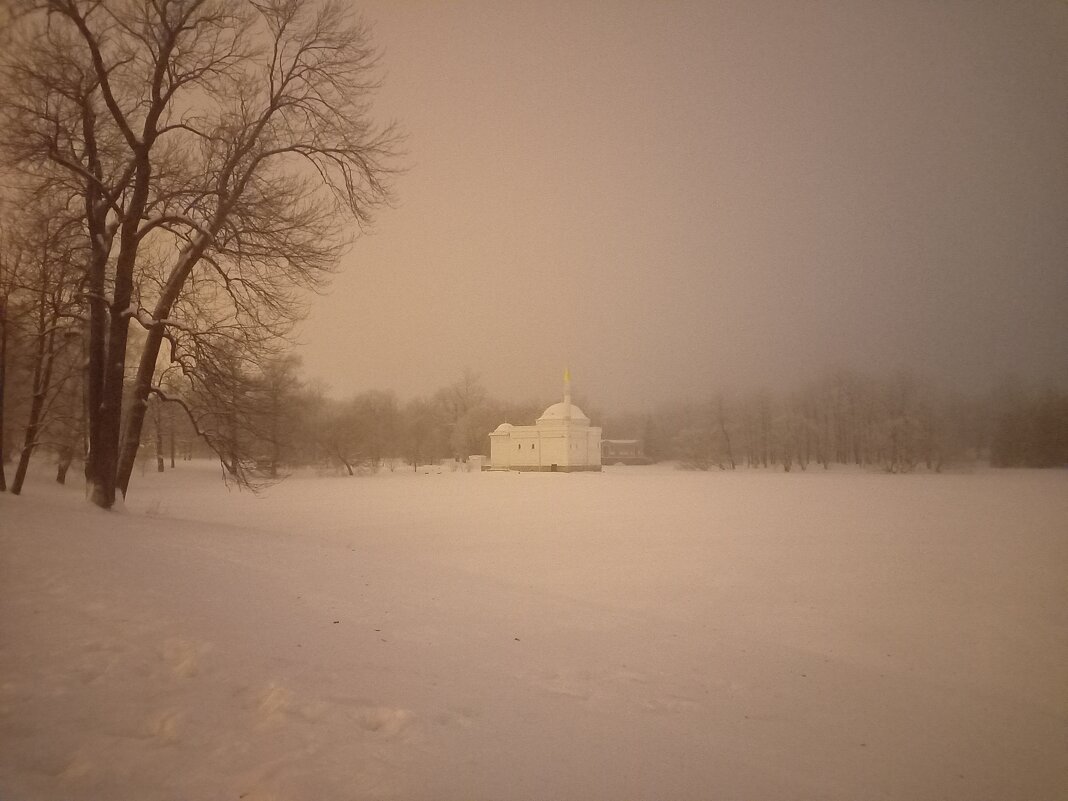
[1,463,1066,801]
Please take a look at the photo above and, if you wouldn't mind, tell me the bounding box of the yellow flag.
[564,367,571,383]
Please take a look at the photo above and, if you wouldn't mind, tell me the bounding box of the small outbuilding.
[489,373,602,472]
[601,439,652,465]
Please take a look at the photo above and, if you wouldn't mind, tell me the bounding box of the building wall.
[511,431,542,467]
[489,423,602,471]
[489,432,509,468]
[588,427,603,468]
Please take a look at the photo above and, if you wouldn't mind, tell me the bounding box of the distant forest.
[4,341,1065,490]
[603,370,1068,473]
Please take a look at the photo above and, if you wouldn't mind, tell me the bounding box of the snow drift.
[1,463,1065,800]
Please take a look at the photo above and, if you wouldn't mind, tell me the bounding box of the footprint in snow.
[161,637,212,679]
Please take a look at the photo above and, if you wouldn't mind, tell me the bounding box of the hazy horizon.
[295,0,1068,413]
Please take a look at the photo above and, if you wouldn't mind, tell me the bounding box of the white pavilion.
[489,372,602,472]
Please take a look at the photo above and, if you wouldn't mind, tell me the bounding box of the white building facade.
[489,375,602,472]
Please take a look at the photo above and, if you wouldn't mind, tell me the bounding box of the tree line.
[4,333,1065,491]
[604,371,1068,473]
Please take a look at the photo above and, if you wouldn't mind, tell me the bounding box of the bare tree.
[1,194,85,495]
[0,211,27,492]
[402,396,446,472]
[435,369,490,460]
[354,389,400,469]
[2,0,397,507]
[252,353,303,478]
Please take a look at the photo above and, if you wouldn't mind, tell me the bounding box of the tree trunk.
[720,420,735,469]
[11,416,41,495]
[116,327,161,496]
[0,296,7,492]
[154,398,165,473]
[269,400,280,479]
[11,279,61,495]
[87,300,131,508]
[12,370,53,494]
[83,245,105,492]
[89,123,159,507]
[56,445,73,484]
[81,101,114,507]
[117,241,206,497]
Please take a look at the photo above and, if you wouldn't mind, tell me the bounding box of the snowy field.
[1,462,1066,801]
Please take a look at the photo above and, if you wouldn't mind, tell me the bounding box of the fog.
[294,0,1067,411]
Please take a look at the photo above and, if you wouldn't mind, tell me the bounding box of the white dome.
[537,401,589,423]
[493,422,514,432]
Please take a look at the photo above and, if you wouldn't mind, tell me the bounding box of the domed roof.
[493,422,514,432]
[537,401,589,423]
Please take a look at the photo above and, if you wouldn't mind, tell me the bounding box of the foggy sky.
[296,0,1068,412]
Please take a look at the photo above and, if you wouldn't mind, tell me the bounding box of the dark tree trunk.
[11,277,60,495]
[88,293,133,507]
[0,295,7,492]
[12,378,50,494]
[81,99,114,507]
[116,326,162,495]
[83,243,107,495]
[56,446,73,484]
[89,111,161,506]
[117,243,205,497]
[717,411,735,470]
[154,397,164,473]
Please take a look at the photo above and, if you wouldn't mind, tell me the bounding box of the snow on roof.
[537,401,589,423]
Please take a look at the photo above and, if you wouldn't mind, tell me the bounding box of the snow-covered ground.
[1,462,1066,801]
